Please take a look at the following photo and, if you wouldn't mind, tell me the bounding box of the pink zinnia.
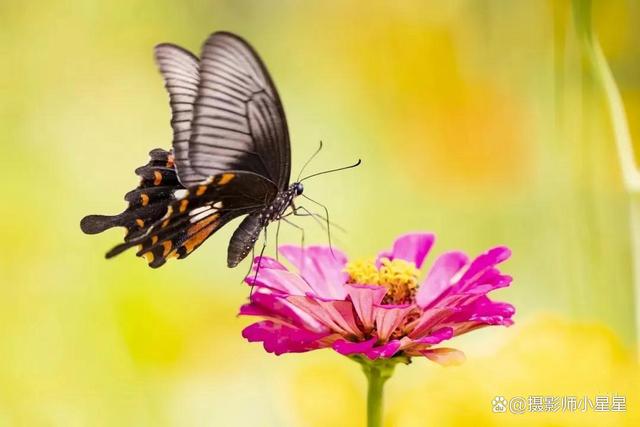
[240,232,514,366]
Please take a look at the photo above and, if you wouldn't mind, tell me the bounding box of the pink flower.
[240,233,514,366]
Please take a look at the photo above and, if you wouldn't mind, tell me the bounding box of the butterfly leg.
[282,217,304,249]
[282,217,305,268]
[252,226,269,286]
[244,245,256,287]
[295,197,335,257]
[292,206,346,232]
[275,219,282,262]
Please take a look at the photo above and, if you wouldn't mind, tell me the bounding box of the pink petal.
[457,268,512,296]
[239,290,326,332]
[417,251,468,308]
[333,337,377,355]
[422,347,466,366]
[247,268,314,296]
[287,295,363,338]
[332,338,402,360]
[446,295,516,324]
[412,327,453,345]
[402,327,454,354]
[242,321,331,355]
[252,256,287,270]
[408,307,459,339]
[365,340,402,360]
[279,245,349,299]
[345,284,387,331]
[453,246,511,292]
[431,293,480,309]
[373,304,413,342]
[377,233,435,269]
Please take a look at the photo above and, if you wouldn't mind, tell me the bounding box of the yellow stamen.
[345,257,420,304]
[344,258,380,285]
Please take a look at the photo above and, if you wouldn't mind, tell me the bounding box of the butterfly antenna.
[300,159,362,182]
[301,194,335,257]
[297,140,324,182]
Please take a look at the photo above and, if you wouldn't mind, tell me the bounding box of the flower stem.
[355,357,406,427]
[365,365,387,427]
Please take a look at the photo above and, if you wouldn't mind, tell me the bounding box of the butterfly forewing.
[154,44,206,186]
[189,32,291,190]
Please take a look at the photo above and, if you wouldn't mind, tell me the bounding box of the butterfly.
[80,31,341,269]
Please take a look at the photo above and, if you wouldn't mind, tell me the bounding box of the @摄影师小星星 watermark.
[491,395,627,414]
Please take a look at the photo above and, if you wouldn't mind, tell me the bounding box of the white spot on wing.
[190,209,214,223]
[173,189,189,199]
[189,206,211,216]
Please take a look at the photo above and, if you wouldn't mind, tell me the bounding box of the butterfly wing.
[82,32,292,268]
[104,170,277,268]
[154,44,207,186]
[80,149,184,241]
[188,31,292,190]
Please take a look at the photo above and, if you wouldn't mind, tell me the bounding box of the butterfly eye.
[295,183,304,196]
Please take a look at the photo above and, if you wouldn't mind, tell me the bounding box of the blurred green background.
[2,0,640,425]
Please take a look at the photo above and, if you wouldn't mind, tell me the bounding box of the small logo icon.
[492,396,508,413]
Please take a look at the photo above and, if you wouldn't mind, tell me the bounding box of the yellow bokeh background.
[1,0,639,425]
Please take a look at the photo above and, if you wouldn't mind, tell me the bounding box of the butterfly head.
[293,182,304,196]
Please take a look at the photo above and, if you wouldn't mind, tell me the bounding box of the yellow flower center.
[345,257,420,304]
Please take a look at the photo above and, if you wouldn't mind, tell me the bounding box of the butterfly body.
[227,182,302,267]
[81,31,301,268]
[262,183,303,222]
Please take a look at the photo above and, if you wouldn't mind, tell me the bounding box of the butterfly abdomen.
[226,188,298,268]
[227,213,267,268]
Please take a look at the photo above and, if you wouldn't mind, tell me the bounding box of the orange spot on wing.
[162,241,172,256]
[153,171,162,185]
[143,251,155,264]
[151,235,158,245]
[218,173,235,185]
[135,219,145,228]
[182,214,220,254]
[179,199,189,213]
[190,213,219,234]
[140,193,149,206]
[196,185,207,196]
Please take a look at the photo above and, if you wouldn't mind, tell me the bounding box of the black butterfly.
[81,31,347,269]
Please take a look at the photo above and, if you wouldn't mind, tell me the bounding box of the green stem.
[365,365,387,427]
[355,356,407,427]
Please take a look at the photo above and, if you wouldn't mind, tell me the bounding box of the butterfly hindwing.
[104,171,278,268]
[80,149,184,242]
